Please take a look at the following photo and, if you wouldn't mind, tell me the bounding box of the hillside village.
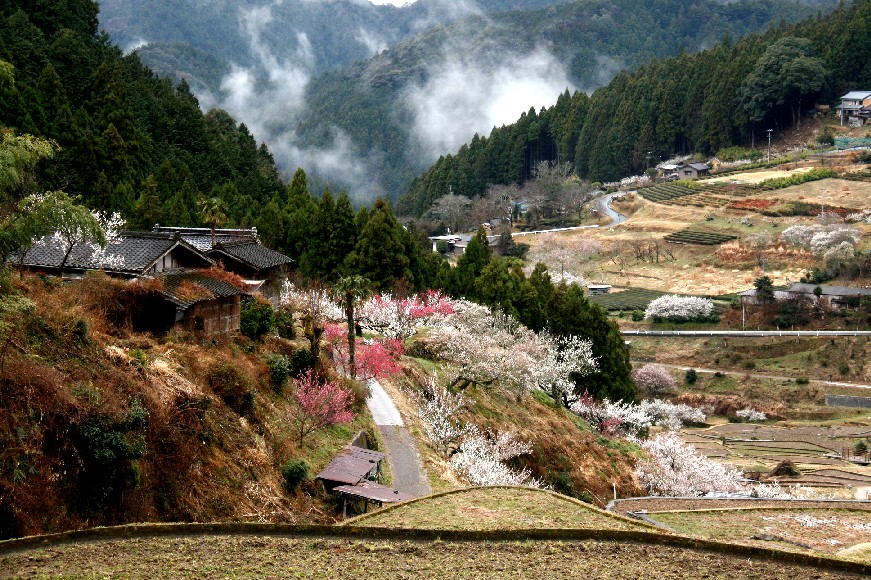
[3,0,871,577]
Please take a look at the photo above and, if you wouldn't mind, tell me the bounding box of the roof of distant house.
[210,241,292,270]
[152,225,258,252]
[316,446,384,485]
[159,269,245,309]
[841,91,871,100]
[16,231,212,275]
[687,163,710,171]
[787,283,871,297]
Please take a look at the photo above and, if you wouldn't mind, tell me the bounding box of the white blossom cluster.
[86,211,126,269]
[632,364,678,396]
[449,426,541,487]
[571,397,705,437]
[278,281,343,321]
[549,270,587,286]
[845,209,871,224]
[408,377,540,487]
[780,224,860,256]
[357,291,455,340]
[636,432,747,496]
[735,407,767,422]
[644,295,714,322]
[618,174,653,188]
[427,301,597,397]
[636,432,817,498]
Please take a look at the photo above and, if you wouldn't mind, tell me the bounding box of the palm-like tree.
[197,196,228,248]
[333,275,371,378]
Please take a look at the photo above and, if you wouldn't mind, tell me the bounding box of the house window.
[194,316,204,331]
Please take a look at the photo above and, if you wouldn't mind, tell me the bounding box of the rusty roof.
[316,446,384,485]
[333,481,414,504]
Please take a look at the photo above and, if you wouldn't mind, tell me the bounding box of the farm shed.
[316,446,413,516]
[158,270,244,336]
[739,283,871,310]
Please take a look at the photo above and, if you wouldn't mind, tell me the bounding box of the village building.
[837,91,871,126]
[152,226,292,304]
[739,283,871,310]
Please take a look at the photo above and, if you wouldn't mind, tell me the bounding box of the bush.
[685,368,698,385]
[288,348,314,378]
[241,297,275,341]
[631,309,644,322]
[282,459,310,492]
[716,146,762,162]
[273,307,295,339]
[854,441,868,455]
[266,354,290,391]
[796,377,809,385]
[207,362,254,414]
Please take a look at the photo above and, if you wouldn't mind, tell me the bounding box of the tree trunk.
[345,292,355,378]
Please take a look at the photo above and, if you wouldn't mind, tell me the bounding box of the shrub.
[685,368,698,385]
[273,307,295,339]
[631,309,644,322]
[633,364,678,396]
[282,458,310,492]
[207,362,254,414]
[288,348,314,378]
[241,297,275,341]
[266,354,290,391]
[717,146,762,162]
[796,377,809,385]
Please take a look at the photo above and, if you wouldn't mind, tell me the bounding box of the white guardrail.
[622,330,871,337]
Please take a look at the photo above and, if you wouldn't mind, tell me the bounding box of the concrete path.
[598,192,628,227]
[365,379,431,497]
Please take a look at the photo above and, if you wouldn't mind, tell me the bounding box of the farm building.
[152,226,292,304]
[739,283,871,310]
[158,270,244,336]
[837,91,871,126]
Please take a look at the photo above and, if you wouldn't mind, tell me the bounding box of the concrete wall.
[825,394,871,408]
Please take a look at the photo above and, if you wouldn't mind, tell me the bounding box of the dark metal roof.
[152,226,258,252]
[788,283,871,297]
[159,270,245,309]
[17,232,213,275]
[211,242,292,270]
[316,446,384,485]
[333,481,414,504]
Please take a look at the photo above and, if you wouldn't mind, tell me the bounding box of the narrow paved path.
[598,191,628,227]
[365,379,431,497]
[641,361,871,390]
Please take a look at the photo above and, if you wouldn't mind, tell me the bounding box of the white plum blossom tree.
[632,364,678,396]
[449,426,540,487]
[644,295,715,322]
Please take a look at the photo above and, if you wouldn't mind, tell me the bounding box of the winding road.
[597,192,628,227]
[365,379,431,498]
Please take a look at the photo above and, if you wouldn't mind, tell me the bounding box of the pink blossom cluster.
[323,322,405,381]
[287,369,355,444]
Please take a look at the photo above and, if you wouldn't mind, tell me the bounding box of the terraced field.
[664,229,739,245]
[588,288,669,311]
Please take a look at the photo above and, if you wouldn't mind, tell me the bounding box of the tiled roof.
[152,226,257,252]
[159,270,245,309]
[841,91,871,100]
[18,232,211,274]
[210,242,292,270]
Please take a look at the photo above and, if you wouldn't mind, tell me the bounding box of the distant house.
[678,163,710,179]
[16,231,214,278]
[837,91,871,126]
[658,161,709,180]
[152,226,292,304]
[739,283,871,310]
[428,233,499,254]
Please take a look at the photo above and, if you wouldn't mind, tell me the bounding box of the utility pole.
[767,129,773,164]
[821,189,826,221]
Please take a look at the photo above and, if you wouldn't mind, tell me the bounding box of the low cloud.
[211,1,384,203]
[357,26,388,55]
[124,38,148,55]
[404,47,573,161]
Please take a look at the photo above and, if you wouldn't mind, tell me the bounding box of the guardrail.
[622,330,871,337]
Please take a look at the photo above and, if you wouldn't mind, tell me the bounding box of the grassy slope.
[0,274,374,538]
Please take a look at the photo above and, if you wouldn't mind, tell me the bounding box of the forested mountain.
[398,0,871,216]
[98,0,570,97]
[0,0,285,229]
[97,0,831,204]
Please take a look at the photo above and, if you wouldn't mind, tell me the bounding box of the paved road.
[624,329,871,337]
[597,192,628,227]
[365,379,431,497]
[645,361,871,390]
